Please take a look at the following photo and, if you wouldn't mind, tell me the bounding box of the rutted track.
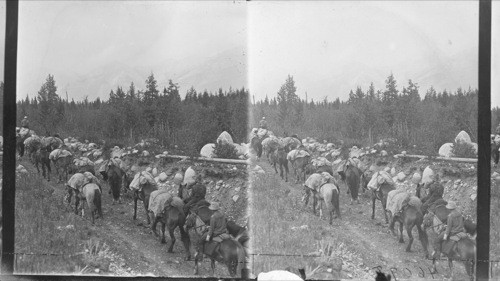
[19,159,235,278]
[255,159,470,280]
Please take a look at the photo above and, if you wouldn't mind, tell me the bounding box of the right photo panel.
[491,1,500,279]
[248,2,479,280]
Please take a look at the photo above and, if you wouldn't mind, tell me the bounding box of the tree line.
[12,74,249,156]
[251,74,483,155]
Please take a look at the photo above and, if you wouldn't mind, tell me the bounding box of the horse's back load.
[49,148,73,161]
[129,171,157,191]
[367,170,394,191]
[148,190,174,217]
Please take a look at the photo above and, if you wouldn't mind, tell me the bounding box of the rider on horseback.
[431,201,465,259]
[21,116,29,129]
[183,181,207,215]
[421,180,444,214]
[195,202,228,258]
[259,117,268,130]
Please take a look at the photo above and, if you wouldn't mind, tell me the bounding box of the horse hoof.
[406,248,411,252]
[399,240,404,244]
[161,240,166,244]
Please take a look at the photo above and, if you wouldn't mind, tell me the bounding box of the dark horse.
[131,181,158,225]
[366,181,395,224]
[271,147,289,182]
[185,210,245,277]
[250,136,263,159]
[387,196,429,257]
[338,164,364,205]
[100,163,125,205]
[492,140,500,166]
[34,147,51,181]
[151,197,191,258]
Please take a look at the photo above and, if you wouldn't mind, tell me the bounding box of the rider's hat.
[445,201,457,210]
[208,202,221,211]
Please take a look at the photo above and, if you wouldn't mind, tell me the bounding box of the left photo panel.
[10,1,250,277]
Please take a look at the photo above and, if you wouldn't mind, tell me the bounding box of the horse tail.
[108,171,121,201]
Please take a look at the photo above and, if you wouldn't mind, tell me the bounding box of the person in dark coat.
[421,181,445,214]
[183,183,207,214]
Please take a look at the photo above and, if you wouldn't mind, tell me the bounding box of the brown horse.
[185,212,245,277]
[53,155,73,183]
[34,147,51,181]
[101,164,125,204]
[422,204,477,238]
[387,197,429,257]
[150,198,191,257]
[338,164,364,205]
[366,182,395,224]
[250,136,263,159]
[291,155,311,184]
[271,147,289,182]
[132,182,158,225]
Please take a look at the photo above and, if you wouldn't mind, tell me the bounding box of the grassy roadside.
[14,161,109,274]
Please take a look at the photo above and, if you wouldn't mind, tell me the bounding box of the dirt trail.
[257,160,471,280]
[21,160,233,278]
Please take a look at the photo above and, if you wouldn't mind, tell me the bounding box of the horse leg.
[46,161,51,182]
[178,224,191,260]
[389,216,397,237]
[448,258,454,278]
[143,199,151,225]
[312,195,317,215]
[416,224,429,258]
[382,201,389,224]
[162,222,169,245]
[211,258,216,277]
[398,220,405,244]
[371,196,376,220]
[167,225,176,252]
[74,196,80,215]
[284,161,289,182]
[151,217,159,237]
[133,196,138,220]
[303,188,310,206]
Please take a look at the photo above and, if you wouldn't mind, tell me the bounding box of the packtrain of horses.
[16,128,249,277]
[250,130,478,278]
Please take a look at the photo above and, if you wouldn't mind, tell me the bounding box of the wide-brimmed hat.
[446,201,457,210]
[158,172,168,182]
[209,202,221,211]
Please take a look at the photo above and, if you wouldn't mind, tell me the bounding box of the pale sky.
[0,1,499,107]
[13,1,247,101]
[248,1,498,106]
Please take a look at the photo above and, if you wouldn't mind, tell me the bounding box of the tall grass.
[14,168,98,274]
[490,178,500,278]
[250,172,335,275]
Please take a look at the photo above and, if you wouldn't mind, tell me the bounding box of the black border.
[2,0,18,275]
[2,0,494,280]
[477,0,492,280]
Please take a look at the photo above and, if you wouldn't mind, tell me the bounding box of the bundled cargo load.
[41,136,63,149]
[282,137,301,150]
[73,157,94,167]
[386,189,411,216]
[287,149,310,162]
[148,190,173,217]
[129,171,157,191]
[67,173,90,192]
[183,166,197,186]
[311,157,331,168]
[200,143,215,158]
[49,148,73,161]
[304,172,335,192]
[216,131,234,145]
[367,170,394,191]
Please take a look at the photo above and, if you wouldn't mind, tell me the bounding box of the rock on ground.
[455,130,472,144]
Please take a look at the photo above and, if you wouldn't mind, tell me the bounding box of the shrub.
[451,141,476,158]
[213,142,239,159]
